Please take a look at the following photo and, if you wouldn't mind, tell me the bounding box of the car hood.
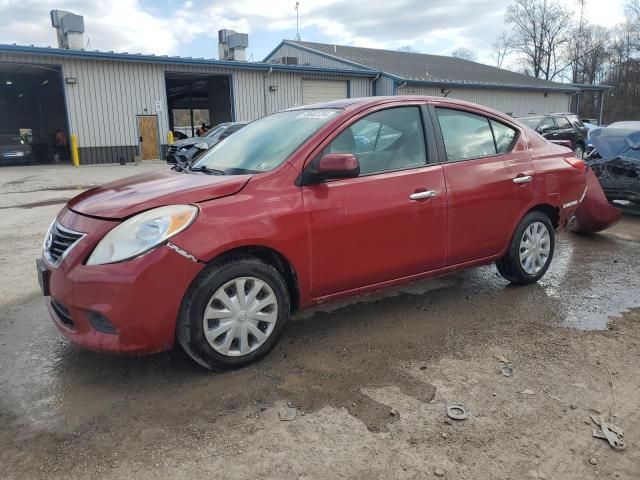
[68,169,252,220]
[173,137,203,149]
[590,127,640,160]
[0,144,31,153]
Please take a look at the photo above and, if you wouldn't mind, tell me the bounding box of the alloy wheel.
[519,222,551,275]
[202,276,278,357]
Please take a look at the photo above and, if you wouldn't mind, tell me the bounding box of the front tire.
[496,211,555,285]
[177,256,290,370]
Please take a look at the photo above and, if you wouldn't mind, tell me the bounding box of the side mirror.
[304,153,360,184]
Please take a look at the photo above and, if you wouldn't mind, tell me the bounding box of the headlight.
[87,205,198,265]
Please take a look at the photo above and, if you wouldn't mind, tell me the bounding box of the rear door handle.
[512,175,532,184]
[410,190,437,200]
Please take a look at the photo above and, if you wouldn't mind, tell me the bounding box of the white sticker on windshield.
[296,110,338,119]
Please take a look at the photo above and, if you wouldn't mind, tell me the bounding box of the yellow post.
[168,131,174,145]
[70,134,80,167]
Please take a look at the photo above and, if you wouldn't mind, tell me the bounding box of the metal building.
[265,40,580,117]
[0,44,376,165]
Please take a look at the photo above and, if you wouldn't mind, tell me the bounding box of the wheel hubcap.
[574,146,583,159]
[202,277,278,357]
[519,222,551,275]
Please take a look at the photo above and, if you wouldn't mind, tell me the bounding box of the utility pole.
[295,2,301,41]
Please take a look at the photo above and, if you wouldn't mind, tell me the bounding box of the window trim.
[429,105,521,164]
[299,102,437,184]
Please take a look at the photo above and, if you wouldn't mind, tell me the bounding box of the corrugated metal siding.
[397,84,569,116]
[0,51,369,163]
[375,76,395,96]
[265,44,360,70]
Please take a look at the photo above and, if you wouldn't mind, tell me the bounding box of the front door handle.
[512,175,532,184]
[410,190,437,200]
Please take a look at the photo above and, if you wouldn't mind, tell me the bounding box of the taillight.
[564,156,586,172]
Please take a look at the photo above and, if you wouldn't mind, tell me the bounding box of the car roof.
[286,96,516,123]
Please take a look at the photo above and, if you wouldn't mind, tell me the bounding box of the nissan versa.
[38,97,587,369]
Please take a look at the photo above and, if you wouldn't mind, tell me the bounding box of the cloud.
[0,0,627,61]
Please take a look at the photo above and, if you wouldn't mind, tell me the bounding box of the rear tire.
[496,211,555,285]
[573,143,584,160]
[177,256,290,370]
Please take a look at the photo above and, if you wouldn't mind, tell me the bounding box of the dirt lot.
[1,164,639,479]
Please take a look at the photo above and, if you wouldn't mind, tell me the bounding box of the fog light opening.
[86,311,117,334]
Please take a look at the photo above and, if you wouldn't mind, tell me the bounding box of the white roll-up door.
[302,80,348,105]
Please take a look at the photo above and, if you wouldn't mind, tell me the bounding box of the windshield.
[0,134,24,146]
[204,124,228,140]
[518,117,543,129]
[191,109,340,174]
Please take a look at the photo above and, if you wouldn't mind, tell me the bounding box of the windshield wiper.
[188,165,225,175]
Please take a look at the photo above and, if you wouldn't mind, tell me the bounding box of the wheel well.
[528,204,560,229]
[214,246,300,312]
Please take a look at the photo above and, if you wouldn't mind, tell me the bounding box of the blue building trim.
[229,73,236,121]
[0,44,379,78]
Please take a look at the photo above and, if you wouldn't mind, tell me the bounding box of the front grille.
[51,299,74,328]
[45,222,84,267]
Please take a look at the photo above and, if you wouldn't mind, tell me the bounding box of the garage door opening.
[0,62,69,166]
[165,73,233,139]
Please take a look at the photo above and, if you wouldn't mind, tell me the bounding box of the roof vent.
[50,10,85,50]
[218,29,249,61]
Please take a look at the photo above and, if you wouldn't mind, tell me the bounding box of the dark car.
[585,127,640,212]
[166,122,247,164]
[517,114,588,159]
[0,134,32,165]
[172,122,248,166]
[39,96,587,369]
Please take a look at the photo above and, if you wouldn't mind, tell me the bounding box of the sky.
[0,0,629,66]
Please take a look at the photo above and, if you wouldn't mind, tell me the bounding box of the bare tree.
[451,47,478,62]
[504,0,574,80]
[492,32,513,68]
[398,46,419,53]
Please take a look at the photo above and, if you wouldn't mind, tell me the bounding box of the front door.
[432,106,534,265]
[137,115,159,160]
[302,105,448,298]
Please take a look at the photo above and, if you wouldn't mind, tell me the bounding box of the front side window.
[326,106,427,175]
[435,108,497,161]
[192,109,340,174]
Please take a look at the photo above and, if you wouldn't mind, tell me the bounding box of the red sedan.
[38,97,587,369]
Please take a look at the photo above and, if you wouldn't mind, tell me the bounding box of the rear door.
[552,116,576,146]
[430,105,534,265]
[302,104,448,297]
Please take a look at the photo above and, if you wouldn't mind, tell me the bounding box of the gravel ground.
[1,164,639,479]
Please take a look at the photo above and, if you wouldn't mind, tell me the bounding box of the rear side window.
[490,120,517,153]
[554,117,571,129]
[435,108,497,161]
